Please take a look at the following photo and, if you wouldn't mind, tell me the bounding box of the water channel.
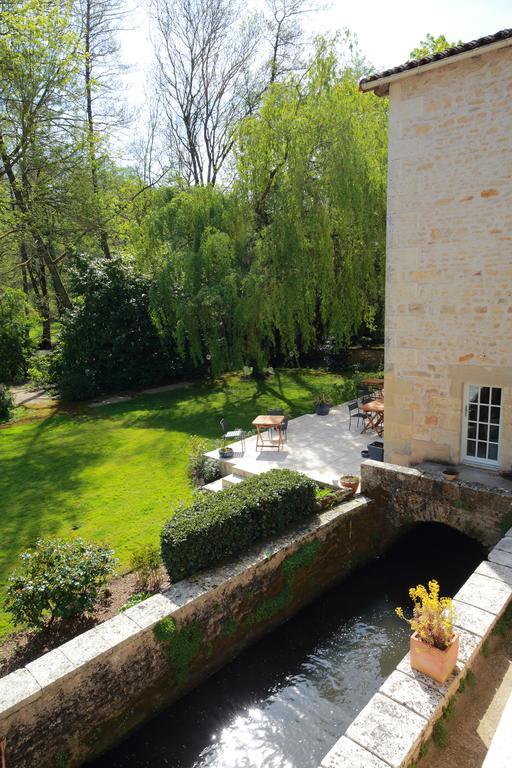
[91,523,484,768]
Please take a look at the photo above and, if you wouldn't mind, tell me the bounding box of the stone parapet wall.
[361,460,512,547]
[0,496,393,768]
[383,44,512,469]
[319,531,512,767]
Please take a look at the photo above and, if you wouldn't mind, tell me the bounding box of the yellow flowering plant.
[395,580,456,651]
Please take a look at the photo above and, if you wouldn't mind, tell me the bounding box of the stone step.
[201,478,225,492]
[221,473,245,489]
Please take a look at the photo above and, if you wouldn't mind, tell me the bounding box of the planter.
[218,447,234,459]
[315,403,331,416]
[339,476,359,494]
[410,631,459,683]
[442,469,459,481]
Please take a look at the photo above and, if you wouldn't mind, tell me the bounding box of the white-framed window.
[462,384,502,467]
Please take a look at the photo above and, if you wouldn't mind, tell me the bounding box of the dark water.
[92,524,484,768]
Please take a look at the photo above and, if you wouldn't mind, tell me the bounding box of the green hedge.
[161,469,317,582]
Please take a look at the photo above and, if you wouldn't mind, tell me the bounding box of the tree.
[151,0,261,185]
[0,287,33,382]
[409,34,461,60]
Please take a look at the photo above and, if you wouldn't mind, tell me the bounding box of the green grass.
[0,368,347,639]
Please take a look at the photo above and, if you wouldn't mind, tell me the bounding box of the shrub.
[0,287,33,383]
[0,385,14,422]
[5,538,117,628]
[130,543,161,592]
[54,257,178,401]
[161,469,317,582]
[395,580,455,650]
[187,436,221,486]
[27,350,56,389]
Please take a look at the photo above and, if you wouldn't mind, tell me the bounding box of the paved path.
[11,386,56,408]
[89,381,192,408]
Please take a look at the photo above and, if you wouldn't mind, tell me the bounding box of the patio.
[204,403,378,489]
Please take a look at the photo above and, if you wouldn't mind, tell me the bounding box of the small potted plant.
[218,446,234,459]
[314,391,333,415]
[339,475,359,494]
[396,580,459,684]
[442,467,459,481]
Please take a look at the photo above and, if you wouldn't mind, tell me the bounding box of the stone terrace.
[205,404,376,488]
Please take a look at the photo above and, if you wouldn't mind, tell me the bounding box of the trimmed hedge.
[161,469,317,582]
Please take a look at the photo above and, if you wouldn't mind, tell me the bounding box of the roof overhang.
[360,34,512,97]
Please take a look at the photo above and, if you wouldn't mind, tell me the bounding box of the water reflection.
[91,524,484,768]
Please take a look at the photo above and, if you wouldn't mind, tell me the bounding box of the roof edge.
[360,28,512,96]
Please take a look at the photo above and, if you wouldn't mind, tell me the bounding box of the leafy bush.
[161,469,317,582]
[0,287,33,383]
[0,385,14,422]
[5,538,117,628]
[54,257,178,401]
[130,543,161,591]
[187,436,221,486]
[27,350,56,389]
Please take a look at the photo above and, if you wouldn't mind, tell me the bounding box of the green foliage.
[54,750,71,768]
[120,591,151,612]
[5,538,117,628]
[500,511,512,537]
[432,719,449,748]
[27,351,56,389]
[55,257,174,401]
[443,698,455,720]
[187,436,221,487]
[221,617,238,636]
[482,640,490,657]
[161,469,317,582]
[492,603,512,637]
[410,34,462,60]
[0,288,33,384]
[154,617,203,682]
[130,543,161,592]
[0,385,15,422]
[419,742,429,759]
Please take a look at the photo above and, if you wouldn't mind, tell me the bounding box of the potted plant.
[218,446,234,459]
[339,475,359,493]
[442,468,459,481]
[314,391,333,415]
[396,580,459,684]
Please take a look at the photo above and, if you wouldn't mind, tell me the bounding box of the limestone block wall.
[0,496,393,768]
[383,45,512,469]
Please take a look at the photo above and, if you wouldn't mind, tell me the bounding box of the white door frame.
[461,384,502,468]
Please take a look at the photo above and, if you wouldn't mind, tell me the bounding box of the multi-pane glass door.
[463,385,502,466]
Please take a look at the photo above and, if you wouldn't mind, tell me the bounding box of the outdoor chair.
[357,385,370,400]
[347,400,369,430]
[220,418,245,452]
[267,408,288,442]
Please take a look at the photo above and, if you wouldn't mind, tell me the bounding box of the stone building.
[360,29,512,472]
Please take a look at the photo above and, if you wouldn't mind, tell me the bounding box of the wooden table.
[361,400,384,435]
[362,378,384,398]
[252,414,285,451]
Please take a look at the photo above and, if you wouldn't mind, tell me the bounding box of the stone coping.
[319,529,512,768]
[0,496,369,721]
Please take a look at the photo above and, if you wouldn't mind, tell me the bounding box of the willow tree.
[149,40,388,374]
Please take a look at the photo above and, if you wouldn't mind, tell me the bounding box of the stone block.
[493,537,512,555]
[476,560,512,588]
[346,692,427,768]
[320,735,390,768]
[380,669,445,719]
[454,572,512,615]
[457,626,481,664]
[59,626,112,667]
[453,599,496,637]
[26,647,75,688]
[123,593,178,629]
[95,613,142,647]
[0,668,41,718]
[397,653,463,689]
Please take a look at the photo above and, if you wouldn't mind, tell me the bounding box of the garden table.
[361,400,384,436]
[252,414,285,451]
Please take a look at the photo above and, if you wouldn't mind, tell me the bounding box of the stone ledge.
[320,735,390,767]
[0,667,41,718]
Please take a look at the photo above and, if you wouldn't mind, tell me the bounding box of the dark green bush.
[54,257,179,401]
[161,469,317,582]
[5,537,117,628]
[0,287,33,383]
[0,384,15,422]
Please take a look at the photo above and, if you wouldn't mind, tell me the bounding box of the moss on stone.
[154,617,203,682]
[221,617,238,636]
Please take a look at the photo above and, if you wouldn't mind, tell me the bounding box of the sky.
[117,0,511,151]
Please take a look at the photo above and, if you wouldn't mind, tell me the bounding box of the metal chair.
[220,418,245,452]
[347,400,369,430]
[267,408,288,442]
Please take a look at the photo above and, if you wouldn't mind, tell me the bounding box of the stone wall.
[361,460,512,547]
[0,496,396,768]
[382,44,512,469]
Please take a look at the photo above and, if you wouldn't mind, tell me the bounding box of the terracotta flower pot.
[410,632,459,683]
[339,476,359,494]
[442,469,459,481]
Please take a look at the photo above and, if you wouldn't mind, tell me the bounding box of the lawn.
[0,368,349,638]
